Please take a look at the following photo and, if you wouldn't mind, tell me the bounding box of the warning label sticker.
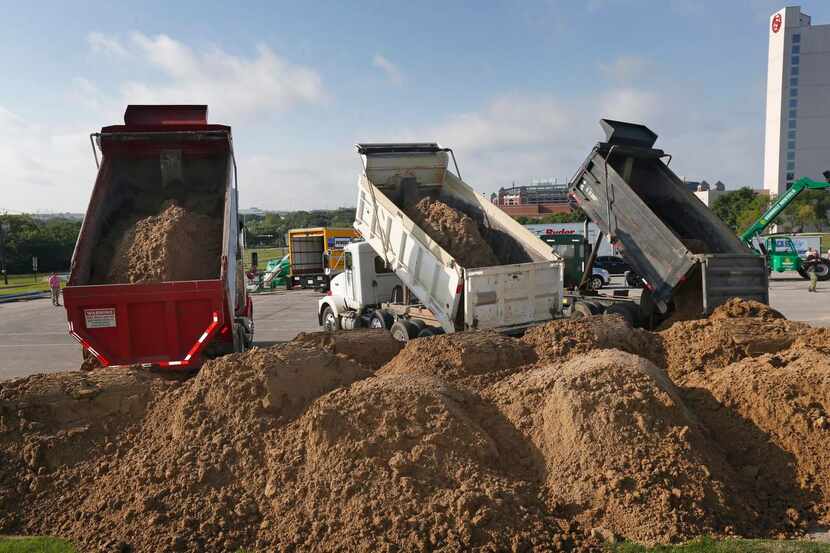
[84,308,117,329]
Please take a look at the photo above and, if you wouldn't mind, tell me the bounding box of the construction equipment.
[569,119,768,325]
[63,105,253,369]
[739,174,830,280]
[286,227,358,290]
[317,143,563,340]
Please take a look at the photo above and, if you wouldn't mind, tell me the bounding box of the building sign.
[772,13,782,33]
[84,308,117,329]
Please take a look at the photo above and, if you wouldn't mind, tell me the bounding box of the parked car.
[589,267,611,290]
[594,255,633,275]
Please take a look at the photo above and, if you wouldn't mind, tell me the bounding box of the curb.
[0,292,50,304]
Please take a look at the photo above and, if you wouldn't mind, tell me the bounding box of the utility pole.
[0,221,9,285]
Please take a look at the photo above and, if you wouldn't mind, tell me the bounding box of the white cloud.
[86,32,325,122]
[86,32,129,57]
[372,54,403,85]
[599,55,651,82]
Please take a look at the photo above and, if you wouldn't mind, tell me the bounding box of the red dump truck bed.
[63,105,252,369]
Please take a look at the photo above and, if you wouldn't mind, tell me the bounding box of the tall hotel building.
[763,6,830,196]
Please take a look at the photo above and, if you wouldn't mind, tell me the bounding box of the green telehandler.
[739,173,830,281]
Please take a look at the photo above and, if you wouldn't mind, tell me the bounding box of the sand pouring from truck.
[318,143,564,342]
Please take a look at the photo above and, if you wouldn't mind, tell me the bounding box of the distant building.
[490,179,573,218]
[763,6,830,196]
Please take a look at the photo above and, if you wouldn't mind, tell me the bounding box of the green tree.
[711,187,758,231]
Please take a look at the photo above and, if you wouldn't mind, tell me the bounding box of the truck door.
[344,251,356,306]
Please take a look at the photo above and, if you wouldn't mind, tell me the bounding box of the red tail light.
[455,282,463,295]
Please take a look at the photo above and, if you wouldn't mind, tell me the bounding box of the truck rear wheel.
[816,261,830,281]
[417,327,436,338]
[369,310,393,330]
[390,320,419,342]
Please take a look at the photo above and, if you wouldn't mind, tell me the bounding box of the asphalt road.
[0,275,827,381]
[0,289,323,381]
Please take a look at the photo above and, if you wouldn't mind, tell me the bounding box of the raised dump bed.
[63,105,252,368]
[352,143,563,333]
[569,120,768,316]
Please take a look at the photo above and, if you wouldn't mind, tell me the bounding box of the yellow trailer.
[286,227,359,290]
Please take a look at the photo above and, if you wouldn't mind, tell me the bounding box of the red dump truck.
[63,105,253,369]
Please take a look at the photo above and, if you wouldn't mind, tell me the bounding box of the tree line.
[3,189,829,275]
[0,215,82,275]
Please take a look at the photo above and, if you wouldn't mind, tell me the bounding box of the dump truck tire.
[571,301,594,318]
[369,310,394,330]
[417,327,435,338]
[816,261,830,281]
[390,320,419,342]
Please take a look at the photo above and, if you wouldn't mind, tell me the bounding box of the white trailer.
[317,143,563,341]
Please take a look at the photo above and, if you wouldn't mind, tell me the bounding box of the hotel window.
[792,45,800,54]
[793,33,801,43]
[788,130,796,140]
[788,140,796,150]
[789,119,797,129]
[792,66,799,75]
[787,151,796,161]
[792,56,800,65]
[787,162,796,170]
[790,77,799,86]
[787,172,795,180]
[789,98,798,108]
[789,109,797,119]
[790,88,798,97]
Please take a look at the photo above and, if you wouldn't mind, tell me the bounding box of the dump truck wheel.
[390,320,418,342]
[417,327,435,338]
[322,306,340,332]
[369,310,393,330]
[571,301,594,318]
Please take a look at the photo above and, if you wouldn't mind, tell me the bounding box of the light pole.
[0,221,9,285]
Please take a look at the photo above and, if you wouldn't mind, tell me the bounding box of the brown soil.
[95,201,221,284]
[378,330,537,390]
[406,197,500,268]
[522,315,663,367]
[710,298,785,321]
[486,350,756,545]
[3,298,830,551]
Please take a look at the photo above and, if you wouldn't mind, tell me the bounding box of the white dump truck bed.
[354,143,563,333]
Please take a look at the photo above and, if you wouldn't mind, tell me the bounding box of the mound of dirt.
[378,330,536,389]
[262,373,575,551]
[406,197,500,268]
[710,298,785,321]
[682,347,830,529]
[291,329,403,371]
[486,350,754,544]
[659,317,807,383]
[100,201,221,284]
[522,315,662,366]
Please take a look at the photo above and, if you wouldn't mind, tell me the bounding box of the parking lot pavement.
[0,277,826,380]
[769,272,830,327]
[0,289,325,381]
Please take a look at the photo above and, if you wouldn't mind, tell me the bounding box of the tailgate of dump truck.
[63,280,228,367]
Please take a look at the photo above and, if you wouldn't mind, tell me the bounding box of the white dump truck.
[317,143,563,342]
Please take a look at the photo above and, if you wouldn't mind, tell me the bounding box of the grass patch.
[608,537,830,553]
[0,274,54,297]
[0,537,77,553]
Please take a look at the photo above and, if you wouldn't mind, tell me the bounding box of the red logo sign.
[772,13,782,33]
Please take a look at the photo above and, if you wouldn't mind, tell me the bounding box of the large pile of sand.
[3,299,830,551]
[406,197,500,268]
[96,201,221,284]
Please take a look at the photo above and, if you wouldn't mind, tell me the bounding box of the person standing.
[805,248,820,293]
[48,272,62,306]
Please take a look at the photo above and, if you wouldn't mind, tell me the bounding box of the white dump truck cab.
[318,241,402,331]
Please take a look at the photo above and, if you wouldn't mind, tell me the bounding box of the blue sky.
[2,0,828,212]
